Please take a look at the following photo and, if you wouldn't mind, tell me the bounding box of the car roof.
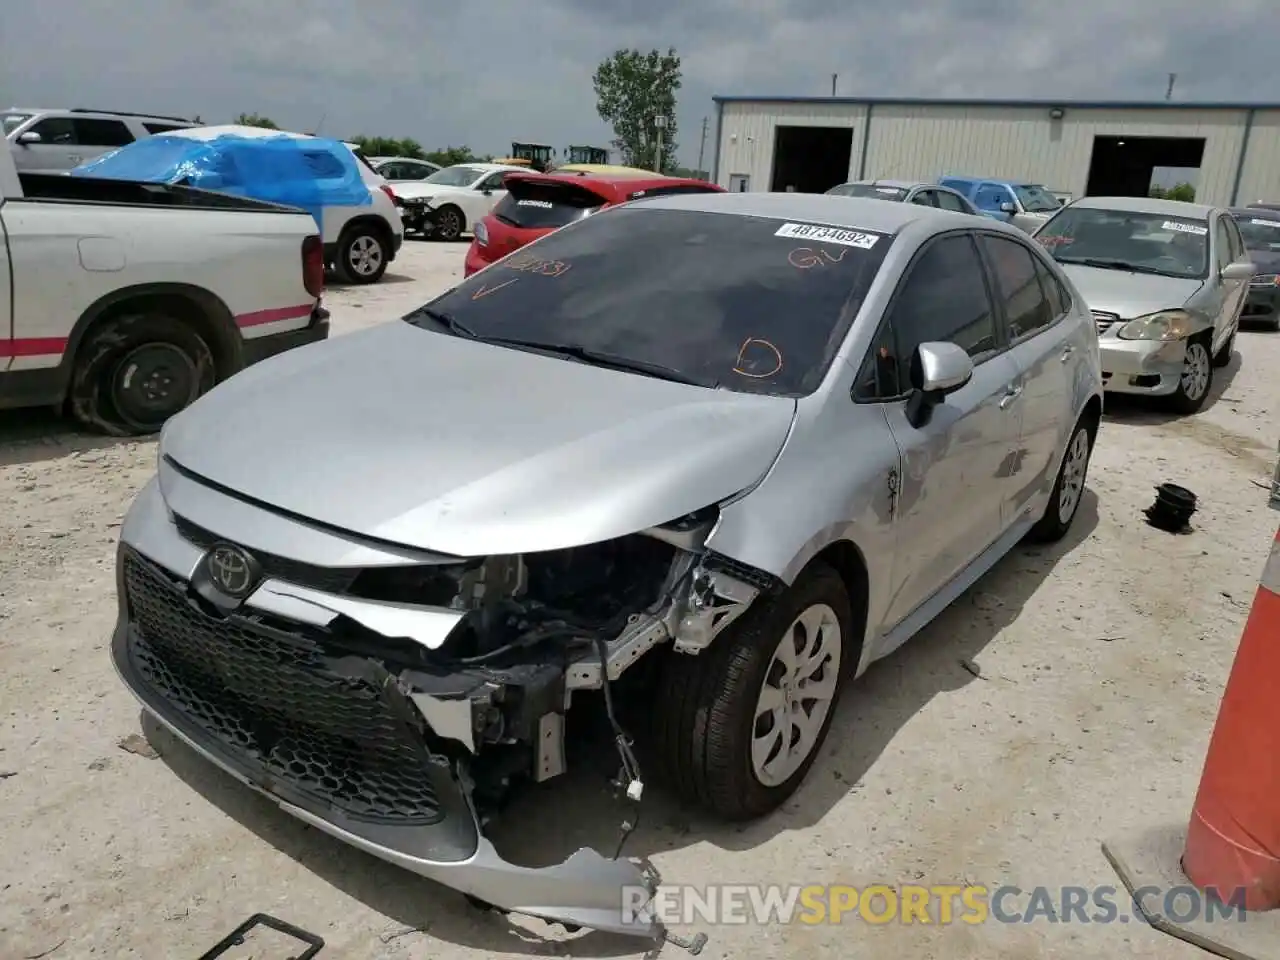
[165,124,312,141]
[505,170,719,200]
[1071,195,1217,218]
[632,190,1000,233]
[843,178,919,190]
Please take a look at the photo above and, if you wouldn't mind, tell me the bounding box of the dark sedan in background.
[1233,207,1280,330]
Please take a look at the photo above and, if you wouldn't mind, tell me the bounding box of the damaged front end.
[110,475,771,941]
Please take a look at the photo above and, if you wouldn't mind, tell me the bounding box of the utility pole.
[696,116,708,178]
[1166,73,1177,100]
[653,114,666,173]
[831,73,838,97]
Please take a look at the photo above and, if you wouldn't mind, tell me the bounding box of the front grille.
[123,550,443,824]
[173,515,358,594]
[1092,310,1120,333]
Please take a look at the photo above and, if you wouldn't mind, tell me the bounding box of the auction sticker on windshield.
[1251,218,1280,227]
[775,222,882,249]
[1162,221,1208,235]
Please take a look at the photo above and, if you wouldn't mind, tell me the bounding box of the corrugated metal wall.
[1236,111,1280,204]
[716,101,1279,206]
[716,102,868,191]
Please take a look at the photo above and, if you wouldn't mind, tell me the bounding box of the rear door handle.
[999,383,1023,409]
[1060,345,1075,362]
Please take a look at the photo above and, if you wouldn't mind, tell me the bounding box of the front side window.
[909,190,937,207]
[1214,218,1234,271]
[857,233,998,400]
[936,190,968,213]
[71,118,135,147]
[1034,206,1209,279]
[29,116,76,143]
[406,207,894,397]
[981,235,1055,339]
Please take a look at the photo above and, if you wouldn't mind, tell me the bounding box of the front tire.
[335,225,389,284]
[1029,416,1094,543]
[1166,336,1213,414]
[68,313,215,437]
[650,563,852,821]
[432,206,465,242]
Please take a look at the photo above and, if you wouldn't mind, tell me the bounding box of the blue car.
[938,175,1064,232]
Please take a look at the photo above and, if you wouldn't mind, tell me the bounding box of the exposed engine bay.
[315,508,772,815]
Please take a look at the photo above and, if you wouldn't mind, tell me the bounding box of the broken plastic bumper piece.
[108,543,664,940]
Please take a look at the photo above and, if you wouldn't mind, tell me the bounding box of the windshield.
[404,207,893,396]
[3,113,32,136]
[424,165,485,187]
[1034,206,1209,279]
[827,183,908,201]
[1014,184,1061,213]
[1236,215,1280,253]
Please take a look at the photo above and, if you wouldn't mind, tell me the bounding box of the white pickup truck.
[0,142,330,435]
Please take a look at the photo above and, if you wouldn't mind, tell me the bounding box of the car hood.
[160,322,797,557]
[1057,263,1204,318]
[392,182,470,201]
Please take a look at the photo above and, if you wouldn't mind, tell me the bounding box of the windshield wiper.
[1056,257,1170,276]
[480,336,711,387]
[408,307,480,338]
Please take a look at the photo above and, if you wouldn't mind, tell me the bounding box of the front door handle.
[1060,345,1075,362]
[999,383,1023,409]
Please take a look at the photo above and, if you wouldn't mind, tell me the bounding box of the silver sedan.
[1032,196,1253,413]
[111,192,1103,941]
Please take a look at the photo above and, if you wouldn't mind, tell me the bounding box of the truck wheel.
[68,314,215,437]
[432,206,465,242]
[1166,335,1213,415]
[649,562,852,821]
[335,225,389,284]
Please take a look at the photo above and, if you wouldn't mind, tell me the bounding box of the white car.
[392,162,530,241]
[163,125,405,285]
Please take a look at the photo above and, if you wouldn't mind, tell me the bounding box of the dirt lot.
[2,239,1278,960]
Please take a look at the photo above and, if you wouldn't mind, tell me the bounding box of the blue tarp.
[71,133,371,231]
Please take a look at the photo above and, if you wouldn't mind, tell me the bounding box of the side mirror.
[1221,260,1256,281]
[904,342,974,429]
[999,201,1017,214]
[17,131,41,145]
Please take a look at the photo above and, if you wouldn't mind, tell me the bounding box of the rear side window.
[493,180,606,228]
[72,118,135,147]
[143,122,188,134]
[981,234,1055,339]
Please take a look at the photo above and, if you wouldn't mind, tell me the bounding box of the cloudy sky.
[4,0,1274,168]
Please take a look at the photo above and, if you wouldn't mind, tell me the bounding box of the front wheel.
[432,206,464,242]
[68,313,215,437]
[1166,336,1213,414]
[1029,416,1094,542]
[649,563,852,821]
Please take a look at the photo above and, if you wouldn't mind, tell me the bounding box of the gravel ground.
[2,239,1278,960]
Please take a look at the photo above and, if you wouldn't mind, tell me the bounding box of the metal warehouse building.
[709,96,1280,206]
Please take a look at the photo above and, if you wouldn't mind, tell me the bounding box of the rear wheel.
[1029,416,1094,543]
[68,313,215,437]
[335,225,389,284]
[1166,336,1213,414]
[649,563,852,821]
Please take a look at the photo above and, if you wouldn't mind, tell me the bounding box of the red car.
[464,171,725,276]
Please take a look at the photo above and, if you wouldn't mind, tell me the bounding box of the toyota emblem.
[206,544,258,598]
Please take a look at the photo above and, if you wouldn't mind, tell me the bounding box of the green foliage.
[424,145,486,166]
[234,113,279,129]
[1150,182,1196,202]
[593,48,682,172]
[348,136,425,159]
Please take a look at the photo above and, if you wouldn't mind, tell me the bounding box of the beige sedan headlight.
[1115,309,1197,341]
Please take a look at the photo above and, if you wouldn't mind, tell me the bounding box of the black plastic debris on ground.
[1144,483,1197,533]
[196,913,324,959]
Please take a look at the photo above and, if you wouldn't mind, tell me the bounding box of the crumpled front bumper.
[108,478,665,940]
[1098,335,1188,396]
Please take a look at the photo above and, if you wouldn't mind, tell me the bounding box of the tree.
[235,113,279,129]
[1150,182,1196,202]
[349,136,426,159]
[424,146,484,167]
[593,48,681,172]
